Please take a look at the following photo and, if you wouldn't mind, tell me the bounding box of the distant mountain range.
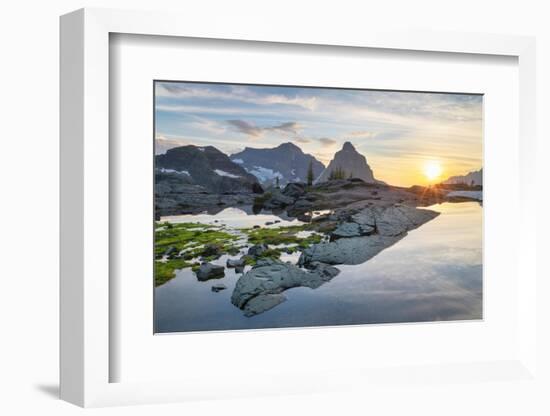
[315,141,382,184]
[156,141,384,194]
[442,168,483,186]
[230,142,324,186]
[156,145,262,194]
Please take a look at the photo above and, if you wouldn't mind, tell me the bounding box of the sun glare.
[423,161,443,182]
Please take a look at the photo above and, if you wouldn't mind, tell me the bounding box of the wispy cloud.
[155,82,483,186]
[226,120,302,138]
[157,83,317,110]
[349,130,378,139]
[317,137,337,147]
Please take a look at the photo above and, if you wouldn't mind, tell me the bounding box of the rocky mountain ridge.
[230,142,324,186]
[315,141,381,184]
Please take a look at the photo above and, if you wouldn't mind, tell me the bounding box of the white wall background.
[1,1,548,415]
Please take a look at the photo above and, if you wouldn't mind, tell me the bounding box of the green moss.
[241,224,323,249]
[256,248,282,260]
[155,258,199,286]
[155,222,238,258]
[154,221,241,285]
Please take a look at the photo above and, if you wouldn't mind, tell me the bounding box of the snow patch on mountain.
[158,168,190,176]
[245,166,283,183]
[215,169,241,178]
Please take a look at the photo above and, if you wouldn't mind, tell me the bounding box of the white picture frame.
[60,7,538,407]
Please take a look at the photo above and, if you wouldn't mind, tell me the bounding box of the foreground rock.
[299,204,439,266]
[331,222,374,240]
[196,263,225,281]
[351,204,439,237]
[226,258,246,268]
[247,244,268,257]
[231,259,340,316]
[299,235,401,266]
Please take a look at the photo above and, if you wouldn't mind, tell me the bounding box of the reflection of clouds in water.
[329,202,482,322]
[161,207,304,228]
[155,202,483,332]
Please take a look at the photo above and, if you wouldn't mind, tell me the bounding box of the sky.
[155,81,483,187]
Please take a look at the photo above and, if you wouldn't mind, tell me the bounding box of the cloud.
[157,83,317,110]
[269,121,301,135]
[293,136,311,144]
[349,130,378,139]
[318,137,337,147]
[226,120,302,138]
[226,120,263,137]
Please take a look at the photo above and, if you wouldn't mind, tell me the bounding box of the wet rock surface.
[196,263,225,281]
[330,222,374,239]
[230,259,340,316]
[247,244,268,257]
[299,204,439,266]
[299,235,402,266]
[226,258,246,268]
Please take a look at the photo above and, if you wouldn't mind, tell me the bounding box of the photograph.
[153,81,483,333]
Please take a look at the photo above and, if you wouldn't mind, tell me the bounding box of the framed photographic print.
[60,8,539,408]
[153,81,483,333]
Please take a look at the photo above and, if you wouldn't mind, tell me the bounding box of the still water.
[155,202,482,333]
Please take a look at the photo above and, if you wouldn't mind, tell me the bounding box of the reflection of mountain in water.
[154,202,483,332]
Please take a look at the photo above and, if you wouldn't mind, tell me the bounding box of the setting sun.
[423,161,443,182]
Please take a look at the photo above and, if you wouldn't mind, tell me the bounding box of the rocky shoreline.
[155,177,482,316]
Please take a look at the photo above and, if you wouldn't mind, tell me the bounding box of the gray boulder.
[231,259,340,316]
[196,263,225,281]
[242,294,287,317]
[226,258,246,268]
[298,235,402,266]
[351,204,439,236]
[292,198,315,210]
[263,189,295,208]
[299,205,439,266]
[247,243,268,257]
[330,222,374,239]
[282,182,307,199]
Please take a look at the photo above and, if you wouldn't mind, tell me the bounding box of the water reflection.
[155,202,482,332]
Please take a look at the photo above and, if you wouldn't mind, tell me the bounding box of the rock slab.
[196,263,225,281]
[231,259,340,316]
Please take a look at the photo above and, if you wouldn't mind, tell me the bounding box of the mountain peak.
[316,142,378,184]
[230,143,324,185]
[342,141,356,151]
[278,142,301,151]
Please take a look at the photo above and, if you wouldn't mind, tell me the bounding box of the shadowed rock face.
[230,259,340,316]
[230,142,324,186]
[315,142,380,184]
[156,145,262,194]
[299,204,439,266]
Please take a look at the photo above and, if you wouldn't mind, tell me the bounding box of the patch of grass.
[154,221,241,285]
[155,222,239,258]
[155,258,199,286]
[256,248,282,260]
[241,224,323,250]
